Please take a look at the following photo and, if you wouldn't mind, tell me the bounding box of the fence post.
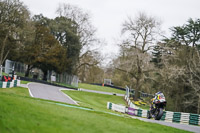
[0,65,2,79]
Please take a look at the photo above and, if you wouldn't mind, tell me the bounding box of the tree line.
[1,0,200,114]
[0,0,103,81]
[105,12,200,114]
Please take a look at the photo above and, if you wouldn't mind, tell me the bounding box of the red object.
[4,76,8,82]
[3,76,11,82]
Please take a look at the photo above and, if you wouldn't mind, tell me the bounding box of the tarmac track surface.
[130,113,200,133]
[27,82,77,105]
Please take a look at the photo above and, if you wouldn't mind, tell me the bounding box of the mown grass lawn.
[0,87,30,97]
[56,82,78,89]
[20,80,31,84]
[78,83,125,94]
[0,87,190,133]
[62,91,126,112]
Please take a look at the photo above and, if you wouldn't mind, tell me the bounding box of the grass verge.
[78,83,125,94]
[62,90,126,112]
[0,87,30,97]
[0,87,190,133]
[21,80,31,84]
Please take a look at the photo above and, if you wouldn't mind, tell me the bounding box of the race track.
[130,116,200,133]
[27,82,78,105]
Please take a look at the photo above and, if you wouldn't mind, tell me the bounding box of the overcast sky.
[21,0,200,56]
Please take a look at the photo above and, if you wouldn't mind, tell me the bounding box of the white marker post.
[0,65,2,80]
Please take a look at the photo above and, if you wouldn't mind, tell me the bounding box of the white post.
[126,86,130,98]
[0,65,2,78]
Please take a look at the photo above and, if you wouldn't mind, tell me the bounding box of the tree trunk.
[42,70,48,81]
[134,55,142,101]
[0,34,8,66]
[175,94,179,112]
[134,79,140,100]
[25,65,31,77]
[198,95,200,114]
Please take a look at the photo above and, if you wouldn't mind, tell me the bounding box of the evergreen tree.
[151,45,163,68]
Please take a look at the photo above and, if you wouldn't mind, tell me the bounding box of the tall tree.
[185,49,200,114]
[115,46,153,100]
[32,24,67,80]
[171,18,200,47]
[0,0,30,66]
[49,16,81,74]
[32,14,81,75]
[115,12,161,100]
[56,3,97,48]
[163,18,200,113]
[151,43,164,68]
[77,51,103,83]
[56,3,100,74]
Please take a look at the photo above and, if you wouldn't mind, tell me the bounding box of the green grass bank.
[0,87,190,133]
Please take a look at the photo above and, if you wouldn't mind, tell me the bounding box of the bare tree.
[77,50,103,83]
[122,12,161,53]
[115,45,153,100]
[114,12,161,100]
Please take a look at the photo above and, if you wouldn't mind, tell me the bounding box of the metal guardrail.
[0,80,20,88]
[125,86,154,98]
[107,95,200,126]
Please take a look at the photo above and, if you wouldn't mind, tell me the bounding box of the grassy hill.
[62,90,126,112]
[0,87,189,133]
[78,83,125,94]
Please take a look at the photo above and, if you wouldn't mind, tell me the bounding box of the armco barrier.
[141,109,148,117]
[123,94,200,126]
[164,111,174,122]
[107,101,200,126]
[161,111,200,126]
[0,80,21,88]
[189,114,199,125]
[137,109,142,117]
[124,95,140,109]
[107,102,126,113]
[107,102,112,110]
[6,82,10,88]
[180,113,190,124]
[173,112,181,123]
[0,81,2,88]
[127,107,137,116]
[14,80,17,87]
[161,111,166,120]
[3,82,7,88]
